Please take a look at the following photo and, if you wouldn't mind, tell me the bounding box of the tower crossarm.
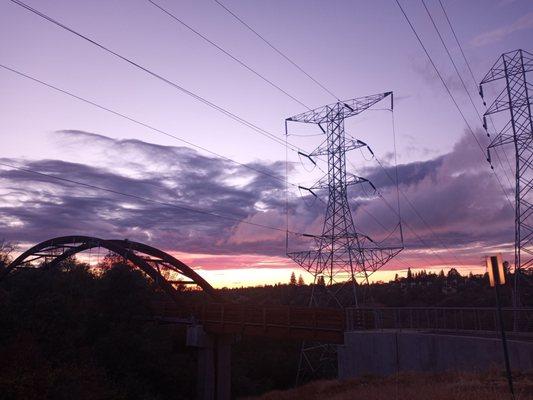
[286,92,392,125]
[287,245,403,275]
[485,87,512,116]
[345,175,376,190]
[488,120,514,149]
[480,50,533,85]
[310,138,368,157]
[309,174,373,191]
[345,138,368,153]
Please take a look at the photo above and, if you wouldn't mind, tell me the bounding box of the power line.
[6,0,493,270]
[6,0,373,191]
[356,206,418,271]
[0,70,328,240]
[373,155,465,267]
[0,63,300,190]
[437,0,478,88]
[8,0,300,153]
[421,0,483,120]
[0,161,297,235]
[345,144,450,268]
[394,0,514,211]
[493,148,514,189]
[147,0,310,110]
[213,0,340,101]
[394,0,483,152]
[345,112,465,268]
[423,0,515,191]
[436,0,516,194]
[373,182,454,268]
[347,152,461,268]
[355,197,435,268]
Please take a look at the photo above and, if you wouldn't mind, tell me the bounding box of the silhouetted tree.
[289,272,297,286]
[316,275,326,286]
[0,239,15,268]
[447,268,461,279]
[98,251,135,271]
[297,274,305,286]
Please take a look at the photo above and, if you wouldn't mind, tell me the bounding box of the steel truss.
[481,49,533,307]
[0,235,219,301]
[286,92,403,382]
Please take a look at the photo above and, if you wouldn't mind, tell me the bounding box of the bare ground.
[244,371,533,400]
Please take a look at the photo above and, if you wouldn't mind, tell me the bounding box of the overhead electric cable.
[372,155,465,267]
[0,63,301,189]
[146,0,310,110]
[394,0,514,211]
[0,161,298,235]
[436,0,516,192]
[437,0,478,88]
[346,154,457,268]
[7,0,301,153]
[394,0,483,152]
[356,205,427,271]
[345,110,464,267]
[213,0,340,101]
[421,0,483,120]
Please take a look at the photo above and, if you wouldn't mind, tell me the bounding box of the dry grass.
[243,371,533,400]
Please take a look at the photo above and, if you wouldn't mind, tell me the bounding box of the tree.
[289,272,297,286]
[447,268,461,279]
[316,275,326,286]
[503,261,511,274]
[0,239,15,268]
[98,251,135,271]
[407,267,413,281]
[297,274,305,286]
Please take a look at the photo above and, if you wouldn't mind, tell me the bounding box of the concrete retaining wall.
[338,330,533,379]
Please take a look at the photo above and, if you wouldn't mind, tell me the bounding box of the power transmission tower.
[480,49,533,308]
[286,92,403,382]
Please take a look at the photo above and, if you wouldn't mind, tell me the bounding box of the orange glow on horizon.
[12,245,490,289]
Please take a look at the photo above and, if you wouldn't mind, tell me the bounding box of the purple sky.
[1,0,532,286]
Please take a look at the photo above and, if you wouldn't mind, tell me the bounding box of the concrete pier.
[187,325,232,400]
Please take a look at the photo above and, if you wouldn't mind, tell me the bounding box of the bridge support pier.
[187,325,232,400]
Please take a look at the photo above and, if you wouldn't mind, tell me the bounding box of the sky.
[0,0,532,288]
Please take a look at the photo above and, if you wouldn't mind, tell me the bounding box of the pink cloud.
[471,12,533,47]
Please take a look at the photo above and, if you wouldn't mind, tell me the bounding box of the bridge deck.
[155,302,345,343]
[153,304,533,344]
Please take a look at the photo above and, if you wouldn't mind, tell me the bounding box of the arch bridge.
[0,235,346,400]
[4,236,533,399]
[0,235,345,343]
[0,235,219,302]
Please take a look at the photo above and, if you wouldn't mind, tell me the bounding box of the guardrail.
[154,302,345,343]
[152,302,533,341]
[346,307,533,334]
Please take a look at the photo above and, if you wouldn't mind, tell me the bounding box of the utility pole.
[286,92,403,382]
[480,49,533,309]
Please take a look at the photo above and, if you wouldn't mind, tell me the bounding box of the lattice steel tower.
[480,49,533,307]
[286,92,403,381]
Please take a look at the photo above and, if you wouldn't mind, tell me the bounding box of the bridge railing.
[153,302,346,343]
[345,307,533,334]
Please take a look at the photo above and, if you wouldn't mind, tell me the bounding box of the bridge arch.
[0,235,219,301]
